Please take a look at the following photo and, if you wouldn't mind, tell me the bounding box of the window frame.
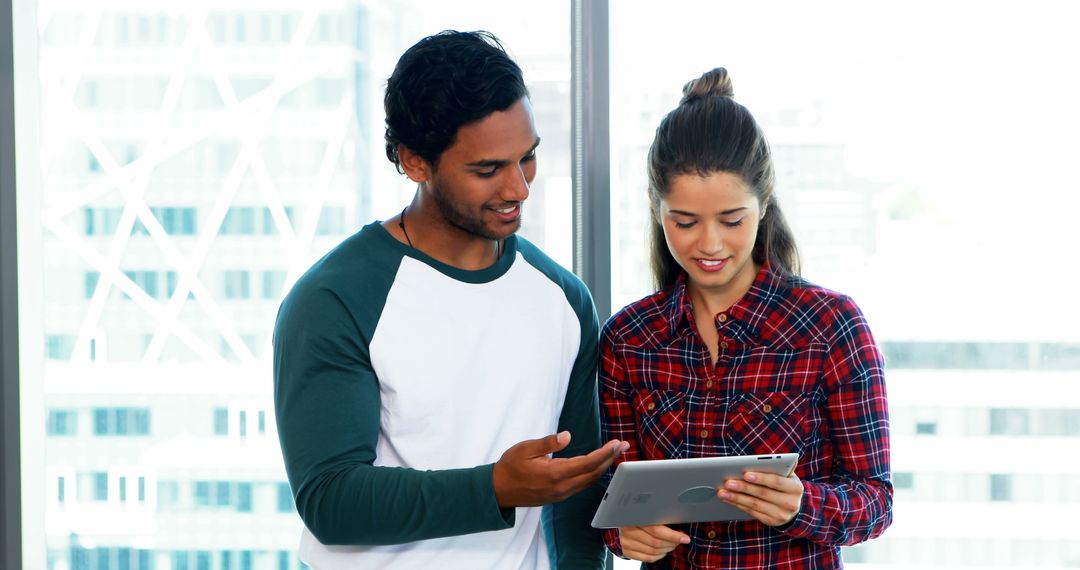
[2,0,23,564]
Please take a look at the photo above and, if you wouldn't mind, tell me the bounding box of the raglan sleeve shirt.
[272,280,514,546]
[542,294,608,569]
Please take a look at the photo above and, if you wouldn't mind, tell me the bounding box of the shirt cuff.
[602,528,628,559]
[478,463,516,528]
[774,480,819,539]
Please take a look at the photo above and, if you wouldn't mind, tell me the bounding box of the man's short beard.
[429,180,521,240]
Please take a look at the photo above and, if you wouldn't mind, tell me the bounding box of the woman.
[599,68,893,568]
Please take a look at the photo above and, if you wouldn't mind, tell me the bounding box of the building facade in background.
[29,2,1080,569]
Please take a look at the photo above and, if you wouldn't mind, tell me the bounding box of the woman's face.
[659,171,762,304]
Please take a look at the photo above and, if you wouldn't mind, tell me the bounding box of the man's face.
[425,97,539,241]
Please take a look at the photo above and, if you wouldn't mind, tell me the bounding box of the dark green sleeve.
[542,291,607,569]
[273,283,514,545]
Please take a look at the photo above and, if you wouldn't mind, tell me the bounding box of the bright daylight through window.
[7,0,1080,569]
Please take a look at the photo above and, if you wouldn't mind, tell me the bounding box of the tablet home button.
[677,486,718,503]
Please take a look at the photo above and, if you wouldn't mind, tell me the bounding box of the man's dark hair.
[384,30,528,174]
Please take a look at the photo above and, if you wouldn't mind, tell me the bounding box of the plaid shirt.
[599,265,892,569]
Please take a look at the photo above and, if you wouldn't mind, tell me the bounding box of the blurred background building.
[17,1,1080,569]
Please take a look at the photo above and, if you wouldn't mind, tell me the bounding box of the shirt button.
[720,341,730,350]
[762,404,773,413]
[707,530,717,539]
[699,429,709,438]
[717,313,728,323]
[705,380,713,389]
[646,402,655,411]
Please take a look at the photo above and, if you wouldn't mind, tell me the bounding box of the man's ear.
[398,145,431,183]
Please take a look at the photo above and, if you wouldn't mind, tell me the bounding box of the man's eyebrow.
[668,206,748,216]
[466,138,541,168]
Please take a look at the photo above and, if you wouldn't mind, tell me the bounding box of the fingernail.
[725,481,739,490]
[744,472,757,482]
[680,535,691,544]
[619,442,630,452]
[557,431,571,444]
[718,490,732,500]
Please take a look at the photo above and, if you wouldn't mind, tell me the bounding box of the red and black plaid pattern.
[599,265,893,569]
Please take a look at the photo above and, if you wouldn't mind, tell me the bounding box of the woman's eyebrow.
[667,207,747,216]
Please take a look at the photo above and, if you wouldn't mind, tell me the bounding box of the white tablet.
[591,453,799,528]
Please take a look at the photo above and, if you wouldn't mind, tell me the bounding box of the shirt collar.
[663,262,786,343]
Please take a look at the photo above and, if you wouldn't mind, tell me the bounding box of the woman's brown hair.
[647,67,800,291]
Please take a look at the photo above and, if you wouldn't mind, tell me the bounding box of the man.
[273,30,627,569]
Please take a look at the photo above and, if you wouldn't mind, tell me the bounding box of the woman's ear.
[398,145,431,183]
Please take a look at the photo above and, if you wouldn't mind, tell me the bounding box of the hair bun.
[680,67,734,104]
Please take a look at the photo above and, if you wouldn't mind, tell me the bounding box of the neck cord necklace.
[398,205,503,260]
[398,206,413,247]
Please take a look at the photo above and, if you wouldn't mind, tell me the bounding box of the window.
[215,481,231,506]
[93,409,109,435]
[194,482,210,506]
[236,483,252,512]
[990,409,1031,436]
[261,207,290,235]
[990,474,1013,502]
[151,207,198,236]
[133,409,150,435]
[159,481,179,507]
[221,207,256,235]
[92,408,151,436]
[261,271,286,300]
[84,271,100,299]
[191,481,254,513]
[47,410,77,436]
[315,206,346,236]
[124,271,159,299]
[92,472,108,501]
[223,271,250,300]
[277,482,293,514]
[84,207,123,236]
[45,335,75,360]
[915,422,937,436]
[1033,409,1080,436]
[213,408,228,436]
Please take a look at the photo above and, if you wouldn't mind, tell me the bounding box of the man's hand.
[717,470,804,526]
[618,525,690,563]
[492,431,629,507]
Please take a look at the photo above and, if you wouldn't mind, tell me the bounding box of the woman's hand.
[718,470,804,526]
[618,524,691,563]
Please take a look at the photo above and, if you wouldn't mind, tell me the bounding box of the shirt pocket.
[724,391,808,456]
[633,389,686,460]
